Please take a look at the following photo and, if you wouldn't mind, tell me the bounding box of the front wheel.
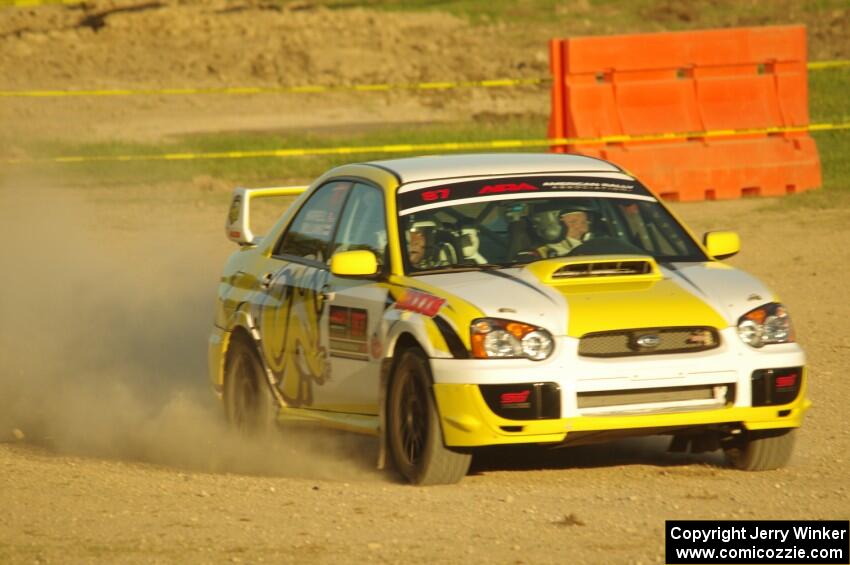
[387,349,471,485]
[223,337,277,435]
[723,428,796,471]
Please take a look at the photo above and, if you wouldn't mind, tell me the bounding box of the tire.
[723,428,796,471]
[223,337,277,435]
[387,348,471,485]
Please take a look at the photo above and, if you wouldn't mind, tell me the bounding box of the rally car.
[209,153,809,485]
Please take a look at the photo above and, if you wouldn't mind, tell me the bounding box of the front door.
[316,182,390,415]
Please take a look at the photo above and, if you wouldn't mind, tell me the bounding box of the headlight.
[737,303,795,348]
[471,318,554,360]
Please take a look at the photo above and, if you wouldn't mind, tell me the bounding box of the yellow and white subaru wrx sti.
[209,153,809,485]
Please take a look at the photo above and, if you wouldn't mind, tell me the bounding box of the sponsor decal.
[301,209,337,238]
[421,188,450,201]
[686,329,715,346]
[254,264,330,407]
[775,373,798,389]
[329,306,369,360]
[394,289,445,317]
[541,180,636,193]
[500,390,532,408]
[478,182,539,194]
[370,334,382,360]
[350,309,367,339]
[228,194,241,225]
[329,183,349,205]
[329,306,349,337]
[397,175,648,215]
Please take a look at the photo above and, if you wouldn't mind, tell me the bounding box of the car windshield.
[396,174,706,274]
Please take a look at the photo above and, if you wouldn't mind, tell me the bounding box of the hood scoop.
[525,255,662,285]
[554,259,654,278]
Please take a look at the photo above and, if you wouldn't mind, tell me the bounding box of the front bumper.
[430,332,810,447]
[433,380,809,447]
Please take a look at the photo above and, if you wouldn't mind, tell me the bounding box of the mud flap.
[377,358,393,470]
[248,323,287,409]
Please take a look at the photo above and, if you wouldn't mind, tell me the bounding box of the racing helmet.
[405,220,438,244]
[405,220,438,266]
[529,203,564,243]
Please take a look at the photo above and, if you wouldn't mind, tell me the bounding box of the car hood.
[414,259,775,337]
[665,261,777,324]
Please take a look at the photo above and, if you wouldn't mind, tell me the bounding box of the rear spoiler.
[226,185,307,245]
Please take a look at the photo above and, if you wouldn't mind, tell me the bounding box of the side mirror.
[703,231,741,260]
[330,250,379,277]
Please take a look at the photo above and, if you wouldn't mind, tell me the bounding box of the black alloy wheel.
[387,348,471,485]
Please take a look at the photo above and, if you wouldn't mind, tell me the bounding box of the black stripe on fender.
[482,269,557,304]
[662,262,708,298]
[433,316,469,359]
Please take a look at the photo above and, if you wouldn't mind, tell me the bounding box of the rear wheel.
[223,337,277,435]
[387,348,471,485]
[723,428,796,471]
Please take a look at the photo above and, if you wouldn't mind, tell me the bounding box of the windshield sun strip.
[396,171,637,194]
[398,191,657,216]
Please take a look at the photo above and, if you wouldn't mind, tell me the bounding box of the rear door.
[254,180,351,408]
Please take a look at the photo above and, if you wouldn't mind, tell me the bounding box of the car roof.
[365,153,623,185]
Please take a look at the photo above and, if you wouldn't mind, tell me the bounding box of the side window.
[637,202,686,256]
[331,183,388,267]
[275,181,351,263]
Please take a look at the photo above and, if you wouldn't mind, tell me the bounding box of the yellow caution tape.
[0,78,545,98]
[807,59,850,70]
[1,0,83,5]
[1,59,847,98]
[4,122,849,165]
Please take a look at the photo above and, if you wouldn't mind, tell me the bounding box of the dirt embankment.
[2,0,848,142]
[0,2,549,90]
[0,1,550,142]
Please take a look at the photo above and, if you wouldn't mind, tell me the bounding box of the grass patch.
[19,68,850,194]
[20,116,547,188]
[810,67,850,124]
[808,67,850,195]
[815,128,850,192]
[305,0,850,40]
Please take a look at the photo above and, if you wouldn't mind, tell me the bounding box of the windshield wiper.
[412,263,507,275]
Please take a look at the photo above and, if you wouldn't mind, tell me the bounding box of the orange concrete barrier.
[548,26,822,201]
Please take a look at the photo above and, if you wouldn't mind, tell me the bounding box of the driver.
[535,210,592,258]
[405,221,456,269]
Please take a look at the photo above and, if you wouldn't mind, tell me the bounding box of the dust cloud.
[0,183,379,481]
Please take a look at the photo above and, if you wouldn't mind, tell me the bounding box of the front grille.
[577,384,734,415]
[578,385,716,409]
[578,326,720,358]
